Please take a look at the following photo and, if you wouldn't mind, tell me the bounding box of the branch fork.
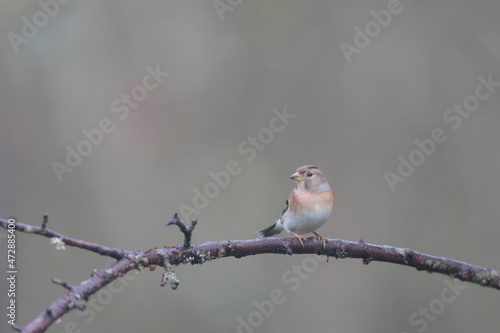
[165,212,198,248]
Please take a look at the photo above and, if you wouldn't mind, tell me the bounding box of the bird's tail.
[258,220,283,237]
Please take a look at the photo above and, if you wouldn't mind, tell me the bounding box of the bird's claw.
[313,232,329,248]
[290,232,307,247]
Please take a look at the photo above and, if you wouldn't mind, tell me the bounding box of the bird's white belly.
[283,207,332,234]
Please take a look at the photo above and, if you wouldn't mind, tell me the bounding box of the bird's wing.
[281,198,289,216]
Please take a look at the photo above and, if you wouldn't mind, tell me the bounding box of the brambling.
[258,165,335,247]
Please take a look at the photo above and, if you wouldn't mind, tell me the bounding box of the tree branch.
[1,215,499,333]
[165,212,198,248]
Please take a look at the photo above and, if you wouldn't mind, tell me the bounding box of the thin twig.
[165,213,198,248]
[51,278,73,290]
[41,213,48,232]
[1,218,125,259]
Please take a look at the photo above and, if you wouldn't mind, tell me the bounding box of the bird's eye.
[307,172,313,177]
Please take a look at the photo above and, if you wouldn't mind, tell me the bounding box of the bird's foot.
[313,232,329,248]
[290,232,307,247]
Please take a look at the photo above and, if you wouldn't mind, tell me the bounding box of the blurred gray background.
[1,0,500,332]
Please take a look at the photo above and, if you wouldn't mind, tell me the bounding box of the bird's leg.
[289,232,307,247]
[313,232,329,248]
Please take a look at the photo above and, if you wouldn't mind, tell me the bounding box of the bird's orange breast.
[289,189,334,214]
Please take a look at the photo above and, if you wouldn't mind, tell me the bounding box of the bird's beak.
[290,172,303,182]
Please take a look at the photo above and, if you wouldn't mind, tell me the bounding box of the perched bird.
[258,165,335,247]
